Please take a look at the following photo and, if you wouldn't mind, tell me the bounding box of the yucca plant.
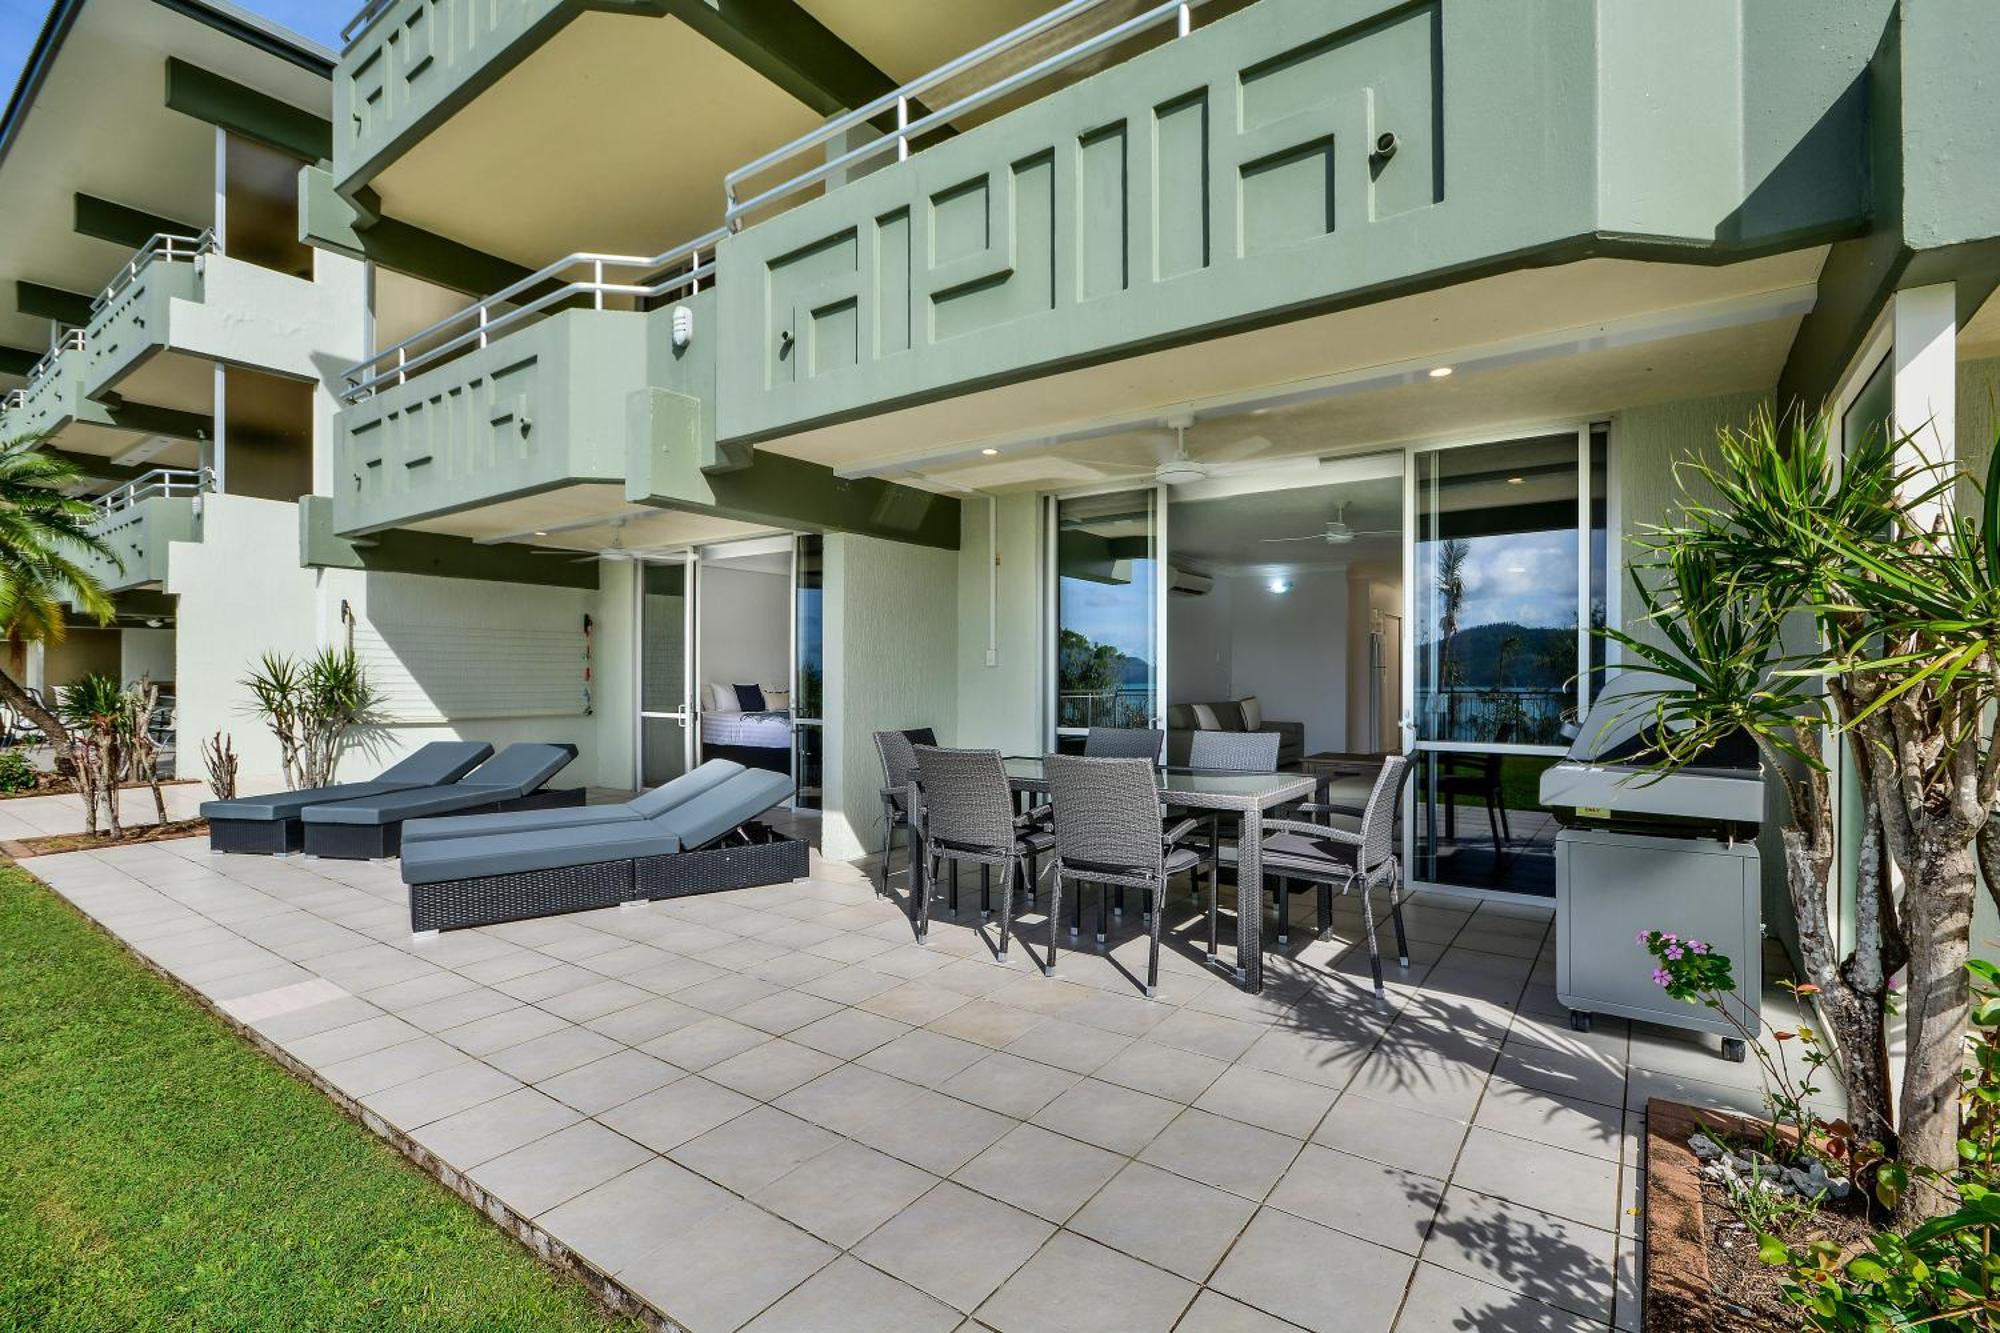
[57,672,131,838]
[243,648,378,790]
[1603,404,2000,1221]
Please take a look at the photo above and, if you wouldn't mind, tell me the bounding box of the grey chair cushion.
[375,741,497,788]
[452,743,578,799]
[401,821,684,885]
[1261,830,1359,876]
[654,770,794,849]
[203,781,416,823]
[402,804,643,846]
[200,741,497,822]
[628,759,744,817]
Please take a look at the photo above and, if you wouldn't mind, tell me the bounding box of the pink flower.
[1651,968,1671,987]
[1690,940,1709,955]
[1666,946,1684,961]
[1636,930,1651,946]
[1664,932,1679,944]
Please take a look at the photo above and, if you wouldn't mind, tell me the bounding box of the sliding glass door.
[1051,487,1163,749]
[637,553,696,787]
[1406,426,1609,897]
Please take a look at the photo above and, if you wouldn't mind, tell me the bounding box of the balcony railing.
[335,0,1202,401]
[723,0,1204,230]
[91,231,215,316]
[96,467,213,516]
[337,230,724,402]
[16,329,87,392]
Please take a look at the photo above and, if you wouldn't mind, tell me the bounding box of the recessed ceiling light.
[1506,476,1524,485]
[1268,577,1292,594]
[1427,366,1454,379]
[980,448,999,456]
[533,530,548,536]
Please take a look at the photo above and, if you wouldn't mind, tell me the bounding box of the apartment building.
[7,1,1999,933]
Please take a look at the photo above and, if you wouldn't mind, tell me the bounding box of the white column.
[212,126,228,255]
[1891,282,1958,526]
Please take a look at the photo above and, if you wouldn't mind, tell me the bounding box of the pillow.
[763,689,790,712]
[1189,703,1221,730]
[733,683,768,711]
[705,684,730,711]
[1238,696,1262,730]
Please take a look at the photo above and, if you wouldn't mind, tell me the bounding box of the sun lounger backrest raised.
[374,741,495,788]
[655,769,795,849]
[629,759,745,818]
[455,743,579,797]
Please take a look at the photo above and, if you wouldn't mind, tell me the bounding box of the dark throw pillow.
[733,683,768,712]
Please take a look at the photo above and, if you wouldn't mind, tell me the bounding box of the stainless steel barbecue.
[1539,673,1765,1060]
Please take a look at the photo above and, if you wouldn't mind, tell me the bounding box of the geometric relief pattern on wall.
[929,151,1055,343]
[765,229,860,388]
[346,349,544,518]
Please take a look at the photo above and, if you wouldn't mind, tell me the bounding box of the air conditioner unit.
[1167,566,1212,596]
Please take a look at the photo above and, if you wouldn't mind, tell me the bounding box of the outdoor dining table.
[906,756,1314,994]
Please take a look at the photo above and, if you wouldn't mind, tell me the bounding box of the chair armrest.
[1163,816,1202,846]
[1263,818,1361,844]
[1016,802,1053,827]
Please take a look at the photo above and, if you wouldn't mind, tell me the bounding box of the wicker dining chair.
[1256,754,1412,1003]
[1185,729,1282,953]
[1042,754,1204,998]
[910,746,1050,959]
[1083,727,1165,761]
[873,729,934,894]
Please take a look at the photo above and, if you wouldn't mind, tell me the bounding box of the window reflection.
[1055,490,1158,732]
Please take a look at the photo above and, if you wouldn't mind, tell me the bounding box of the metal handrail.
[341,0,397,47]
[18,329,87,392]
[92,231,216,315]
[95,466,214,516]
[724,0,1200,229]
[338,227,727,401]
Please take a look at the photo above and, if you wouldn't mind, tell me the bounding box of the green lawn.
[0,868,639,1333]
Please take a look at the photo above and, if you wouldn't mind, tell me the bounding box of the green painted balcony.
[71,469,210,594]
[713,0,1876,445]
[0,334,121,446]
[80,234,213,402]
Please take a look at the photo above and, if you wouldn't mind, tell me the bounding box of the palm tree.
[0,437,119,751]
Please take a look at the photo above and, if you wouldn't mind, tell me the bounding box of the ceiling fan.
[529,518,670,563]
[1262,502,1398,546]
[1062,414,1276,486]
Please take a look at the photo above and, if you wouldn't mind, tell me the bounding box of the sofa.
[1165,697,1305,767]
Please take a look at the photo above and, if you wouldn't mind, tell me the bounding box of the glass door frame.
[789,533,824,814]
[1399,419,1609,897]
[1044,481,1169,749]
[633,547,700,791]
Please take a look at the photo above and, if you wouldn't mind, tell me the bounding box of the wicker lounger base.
[208,817,305,855]
[409,824,810,933]
[306,788,588,861]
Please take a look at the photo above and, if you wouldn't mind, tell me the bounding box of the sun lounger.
[202,741,494,854]
[399,767,803,934]
[301,743,583,859]
[399,758,746,847]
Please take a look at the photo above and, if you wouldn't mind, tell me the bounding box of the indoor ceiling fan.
[1261,502,1398,546]
[528,517,669,563]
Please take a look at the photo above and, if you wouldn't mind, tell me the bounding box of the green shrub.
[0,748,38,794]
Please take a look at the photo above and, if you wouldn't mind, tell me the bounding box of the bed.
[701,685,795,775]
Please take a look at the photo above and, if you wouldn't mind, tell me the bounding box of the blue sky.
[0,0,345,115]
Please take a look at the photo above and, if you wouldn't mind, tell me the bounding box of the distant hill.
[1418,622,1573,688]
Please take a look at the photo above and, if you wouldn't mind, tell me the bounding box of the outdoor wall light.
[1427,366,1454,379]
[671,305,695,349]
[1268,577,1292,594]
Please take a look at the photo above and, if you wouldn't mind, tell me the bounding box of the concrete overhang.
[0,0,330,359]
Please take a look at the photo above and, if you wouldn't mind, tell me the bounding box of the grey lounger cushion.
[401,759,746,847]
[200,741,493,821]
[654,769,795,849]
[401,821,683,885]
[303,743,576,827]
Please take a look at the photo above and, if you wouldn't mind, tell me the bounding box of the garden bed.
[1646,1098,1874,1332]
[3,819,208,859]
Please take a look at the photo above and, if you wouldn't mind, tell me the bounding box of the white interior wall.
[1167,580,1234,703]
[698,563,790,703]
[826,533,958,859]
[1220,569,1348,753]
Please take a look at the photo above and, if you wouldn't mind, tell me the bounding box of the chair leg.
[996,857,1016,963]
[1389,868,1410,968]
[950,861,960,917]
[1146,878,1167,999]
[1318,881,1332,937]
[1097,880,1109,946]
[1114,885,1124,921]
[918,852,934,944]
[1486,795,1503,856]
[1071,877,1083,939]
[1026,850,1038,908]
[1045,867,1062,977]
[1358,877,1387,1005]
[1206,857,1220,960]
[879,800,893,894]
[981,863,992,920]
[1275,878,1289,947]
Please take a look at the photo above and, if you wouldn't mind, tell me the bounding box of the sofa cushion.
[1238,696,1262,730]
[1188,703,1222,730]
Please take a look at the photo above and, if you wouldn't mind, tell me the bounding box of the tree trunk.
[1896,837,1979,1220]
[70,737,98,836]
[98,732,123,839]
[0,667,70,773]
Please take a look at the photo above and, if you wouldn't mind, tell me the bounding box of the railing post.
[396,345,406,387]
[478,304,489,349]
[726,183,740,233]
[691,248,701,295]
[593,260,605,311]
[1177,2,1191,36]
[896,95,910,162]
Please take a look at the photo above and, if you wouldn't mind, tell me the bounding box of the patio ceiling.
[756,249,1828,494]
[408,482,787,555]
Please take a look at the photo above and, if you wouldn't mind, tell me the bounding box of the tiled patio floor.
[30,836,1825,1332]
[0,779,215,840]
